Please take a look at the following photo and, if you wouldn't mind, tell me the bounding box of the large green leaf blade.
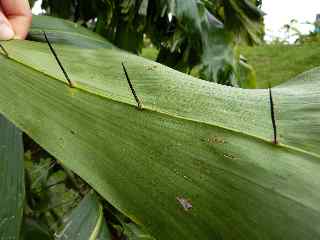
[0,115,24,239]
[274,68,320,155]
[2,40,272,142]
[0,39,320,240]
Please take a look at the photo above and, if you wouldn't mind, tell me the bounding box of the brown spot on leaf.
[207,136,225,144]
[176,197,192,211]
[146,65,157,70]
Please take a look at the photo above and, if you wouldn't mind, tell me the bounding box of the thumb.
[0,11,14,40]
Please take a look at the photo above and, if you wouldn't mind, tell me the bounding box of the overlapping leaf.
[0,115,24,239]
[55,192,111,240]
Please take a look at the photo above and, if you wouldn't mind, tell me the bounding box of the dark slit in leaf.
[43,31,74,88]
[121,62,143,110]
[0,43,8,57]
[268,83,278,144]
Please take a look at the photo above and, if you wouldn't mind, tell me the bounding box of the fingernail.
[0,22,14,40]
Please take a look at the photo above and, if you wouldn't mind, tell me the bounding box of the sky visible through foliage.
[262,0,319,42]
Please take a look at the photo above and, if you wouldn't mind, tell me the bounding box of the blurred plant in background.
[29,0,264,87]
[268,15,320,45]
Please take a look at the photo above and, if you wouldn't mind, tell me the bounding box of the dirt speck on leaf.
[146,65,157,70]
[206,136,225,144]
[176,197,192,211]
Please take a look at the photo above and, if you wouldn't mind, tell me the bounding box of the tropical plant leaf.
[199,26,237,85]
[0,22,320,240]
[155,1,240,85]
[0,115,24,239]
[237,56,257,89]
[55,192,111,240]
[28,15,115,49]
[224,0,265,44]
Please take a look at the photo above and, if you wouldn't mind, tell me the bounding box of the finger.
[0,0,32,39]
[0,10,14,40]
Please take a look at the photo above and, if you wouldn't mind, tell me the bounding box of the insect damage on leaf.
[43,31,75,88]
[176,197,192,211]
[121,62,143,110]
[146,65,157,70]
[0,43,8,57]
[206,136,226,144]
[268,83,278,144]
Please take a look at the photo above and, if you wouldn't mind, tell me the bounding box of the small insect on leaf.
[176,197,192,211]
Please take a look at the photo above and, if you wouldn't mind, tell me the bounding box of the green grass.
[240,43,320,88]
[141,43,320,89]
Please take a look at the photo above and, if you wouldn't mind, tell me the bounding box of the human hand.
[0,0,32,40]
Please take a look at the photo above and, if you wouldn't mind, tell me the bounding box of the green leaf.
[199,26,237,85]
[0,115,24,239]
[55,192,111,240]
[237,56,257,89]
[156,1,257,85]
[28,15,115,49]
[224,0,265,45]
[0,25,320,239]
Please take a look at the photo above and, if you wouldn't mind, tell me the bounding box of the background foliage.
[30,0,264,86]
